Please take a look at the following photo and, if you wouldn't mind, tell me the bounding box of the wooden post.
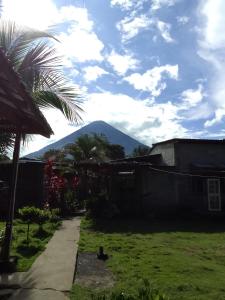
[1,131,21,261]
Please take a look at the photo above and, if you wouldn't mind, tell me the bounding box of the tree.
[0,20,82,154]
[0,131,14,160]
[41,149,66,162]
[65,134,107,162]
[106,144,125,160]
[65,134,125,162]
[132,145,151,157]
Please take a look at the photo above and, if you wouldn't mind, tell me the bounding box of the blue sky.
[2,0,225,155]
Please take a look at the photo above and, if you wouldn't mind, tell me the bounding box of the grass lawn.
[0,219,60,271]
[71,217,225,300]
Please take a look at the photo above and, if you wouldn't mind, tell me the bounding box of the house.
[142,138,225,215]
[77,138,225,216]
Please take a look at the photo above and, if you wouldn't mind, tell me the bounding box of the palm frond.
[0,20,83,124]
[0,20,58,68]
[17,42,61,91]
[33,90,83,123]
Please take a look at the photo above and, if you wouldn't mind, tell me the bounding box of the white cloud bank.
[151,0,177,11]
[107,50,139,75]
[124,64,179,96]
[117,14,153,42]
[117,14,174,44]
[181,84,204,108]
[2,0,104,64]
[197,0,225,127]
[156,20,174,43]
[83,66,108,82]
[83,92,187,145]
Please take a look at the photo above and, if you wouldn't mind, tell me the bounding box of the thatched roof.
[0,48,53,138]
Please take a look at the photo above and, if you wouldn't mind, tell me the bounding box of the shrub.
[49,208,61,223]
[63,189,78,214]
[18,206,39,243]
[18,207,51,242]
[33,209,50,232]
[85,192,119,219]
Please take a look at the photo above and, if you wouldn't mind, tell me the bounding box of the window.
[207,179,221,211]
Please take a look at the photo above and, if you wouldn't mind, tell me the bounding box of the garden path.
[0,217,81,299]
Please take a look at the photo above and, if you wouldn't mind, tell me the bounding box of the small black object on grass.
[97,246,108,261]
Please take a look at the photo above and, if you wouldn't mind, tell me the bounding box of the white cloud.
[83,92,187,145]
[124,64,179,96]
[204,108,225,127]
[22,91,189,155]
[181,84,204,108]
[111,0,146,11]
[156,20,174,43]
[83,66,108,82]
[197,0,225,126]
[22,108,81,156]
[57,28,104,63]
[176,16,189,25]
[2,0,105,63]
[117,15,153,42]
[111,0,134,10]
[151,0,177,11]
[107,50,139,76]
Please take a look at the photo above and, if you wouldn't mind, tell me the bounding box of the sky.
[2,0,225,155]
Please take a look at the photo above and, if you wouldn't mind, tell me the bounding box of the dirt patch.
[74,252,114,289]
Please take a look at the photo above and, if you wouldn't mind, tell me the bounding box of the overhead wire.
[147,165,225,180]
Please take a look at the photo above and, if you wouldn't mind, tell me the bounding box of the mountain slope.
[26,121,146,158]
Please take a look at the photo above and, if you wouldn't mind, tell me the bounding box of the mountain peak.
[26,120,146,158]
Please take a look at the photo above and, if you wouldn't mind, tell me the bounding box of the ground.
[71,217,225,300]
[0,219,60,271]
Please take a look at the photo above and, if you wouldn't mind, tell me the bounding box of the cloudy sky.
[2,0,225,155]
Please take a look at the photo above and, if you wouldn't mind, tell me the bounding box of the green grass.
[0,219,60,271]
[71,217,225,300]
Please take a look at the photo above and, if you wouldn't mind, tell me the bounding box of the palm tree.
[0,21,82,122]
[0,20,82,154]
[65,134,110,162]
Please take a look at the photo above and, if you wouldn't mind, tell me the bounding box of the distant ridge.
[25,120,146,158]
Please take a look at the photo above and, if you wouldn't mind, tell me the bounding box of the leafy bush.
[33,209,50,232]
[18,207,51,242]
[49,208,61,223]
[0,228,5,249]
[18,206,39,243]
[85,192,119,219]
[63,189,79,214]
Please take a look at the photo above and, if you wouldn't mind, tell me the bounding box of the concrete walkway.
[0,217,81,299]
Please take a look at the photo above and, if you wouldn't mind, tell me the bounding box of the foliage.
[18,206,39,242]
[85,192,119,219]
[132,145,151,157]
[76,217,225,300]
[0,228,4,248]
[106,144,125,160]
[89,279,169,300]
[65,133,125,162]
[41,148,67,162]
[49,208,61,222]
[72,280,168,300]
[44,160,66,209]
[0,131,14,158]
[33,209,50,231]
[0,219,60,271]
[0,20,83,152]
[63,189,79,213]
[18,207,51,241]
